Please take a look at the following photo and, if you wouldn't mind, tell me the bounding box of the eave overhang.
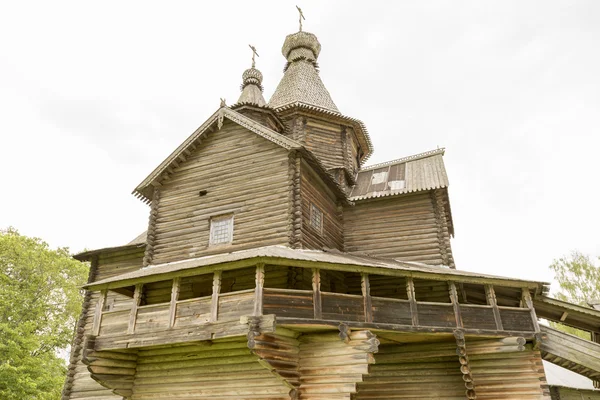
[83,245,546,293]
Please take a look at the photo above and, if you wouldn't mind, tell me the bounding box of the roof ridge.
[360,148,445,172]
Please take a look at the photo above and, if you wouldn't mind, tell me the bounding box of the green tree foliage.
[549,250,600,339]
[0,228,88,400]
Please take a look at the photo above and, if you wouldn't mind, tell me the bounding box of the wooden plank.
[254,263,264,316]
[128,284,142,334]
[169,277,180,328]
[211,271,222,322]
[406,278,419,326]
[312,268,322,320]
[485,284,504,331]
[362,273,373,323]
[449,282,463,328]
[92,290,107,336]
[522,288,541,333]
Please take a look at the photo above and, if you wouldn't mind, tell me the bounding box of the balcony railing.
[90,266,540,350]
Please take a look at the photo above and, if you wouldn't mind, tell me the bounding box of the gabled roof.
[83,245,546,291]
[350,149,449,201]
[133,106,303,203]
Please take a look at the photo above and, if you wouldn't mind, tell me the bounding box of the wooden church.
[63,15,600,400]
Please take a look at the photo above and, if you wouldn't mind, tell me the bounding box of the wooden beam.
[312,268,322,320]
[485,285,504,330]
[92,290,107,336]
[128,284,142,334]
[454,330,477,399]
[254,263,265,316]
[522,288,541,332]
[211,271,222,322]
[169,277,180,328]
[361,273,373,323]
[406,278,419,326]
[448,282,463,328]
[560,311,569,322]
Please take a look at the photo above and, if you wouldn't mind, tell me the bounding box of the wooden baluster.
[211,271,222,322]
[485,285,504,330]
[169,278,180,328]
[92,289,107,336]
[449,282,463,328]
[406,278,419,326]
[254,263,265,316]
[313,268,322,320]
[128,284,142,334]
[361,273,373,323]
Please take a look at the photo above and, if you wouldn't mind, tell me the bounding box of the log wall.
[297,331,377,399]
[151,120,291,265]
[300,160,344,250]
[129,339,291,400]
[344,191,453,265]
[469,345,550,399]
[63,248,144,400]
[355,340,466,399]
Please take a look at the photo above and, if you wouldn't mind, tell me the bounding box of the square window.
[309,203,323,233]
[210,215,233,246]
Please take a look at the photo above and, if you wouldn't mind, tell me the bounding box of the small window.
[210,215,233,246]
[309,203,323,233]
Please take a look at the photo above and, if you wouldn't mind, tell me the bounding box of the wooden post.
[448,282,463,328]
[361,273,373,323]
[521,288,541,332]
[312,268,322,320]
[92,290,107,336]
[169,277,180,328]
[211,271,222,322]
[128,284,142,334]
[406,278,419,326]
[254,263,265,316]
[485,285,504,331]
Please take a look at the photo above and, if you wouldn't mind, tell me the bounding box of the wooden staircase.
[539,325,600,381]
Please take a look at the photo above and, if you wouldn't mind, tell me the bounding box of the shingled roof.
[350,148,449,201]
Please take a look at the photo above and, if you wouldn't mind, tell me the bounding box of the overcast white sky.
[1,1,598,286]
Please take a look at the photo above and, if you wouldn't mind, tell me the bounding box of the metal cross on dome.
[296,5,305,31]
[248,44,259,68]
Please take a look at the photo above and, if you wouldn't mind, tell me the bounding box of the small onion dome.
[241,67,263,91]
[237,67,266,106]
[282,31,321,64]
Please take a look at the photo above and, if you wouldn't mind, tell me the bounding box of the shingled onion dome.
[236,66,267,106]
[268,31,339,113]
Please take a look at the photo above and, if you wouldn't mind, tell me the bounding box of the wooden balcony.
[90,265,540,351]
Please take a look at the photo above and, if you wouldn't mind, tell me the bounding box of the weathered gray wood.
[361,273,373,323]
[92,290,107,336]
[210,271,222,323]
[253,263,264,316]
[448,282,463,328]
[127,284,142,334]
[312,268,322,319]
[406,277,419,326]
[485,284,504,331]
[522,288,541,333]
[169,277,180,328]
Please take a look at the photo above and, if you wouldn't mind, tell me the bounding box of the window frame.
[309,203,323,235]
[209,214,234,246]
